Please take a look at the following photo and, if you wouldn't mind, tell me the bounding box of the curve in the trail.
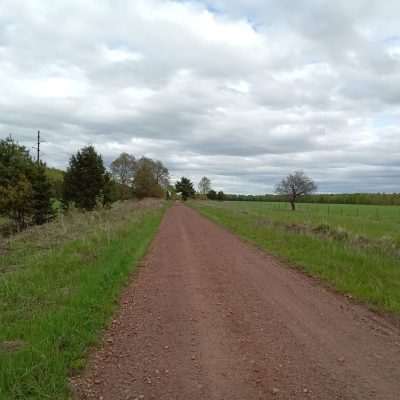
[73,204,400,400]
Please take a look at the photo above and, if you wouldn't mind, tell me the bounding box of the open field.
[196,201,400,240]
[190,200,400,314]
[0,200,166,399]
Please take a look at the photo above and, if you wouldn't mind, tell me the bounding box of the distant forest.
[224,193,400,206]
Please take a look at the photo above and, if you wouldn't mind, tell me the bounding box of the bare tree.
[110,153,136,185]
[132,157,170,198]
[153,160,170,189]
[275,171,317,211]
[133,161,163,199]
[198,176,211,197]
[135,157,169,188]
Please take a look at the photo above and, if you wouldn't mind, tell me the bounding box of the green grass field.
[190,200,400,314]
[0,200,166,399]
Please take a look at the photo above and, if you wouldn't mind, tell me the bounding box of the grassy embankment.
[0,200,166,399]
[190,201,400,314]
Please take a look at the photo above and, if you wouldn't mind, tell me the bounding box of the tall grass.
[0,200,166,399]
[191,201,400,314]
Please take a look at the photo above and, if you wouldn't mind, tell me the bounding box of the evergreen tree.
[175,177,195,201]
[217,190,225,201]
[207,189,217,200]
[31,162,54,225]
[62,146,108,210]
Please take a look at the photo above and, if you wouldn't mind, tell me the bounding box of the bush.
[0,136,53,230]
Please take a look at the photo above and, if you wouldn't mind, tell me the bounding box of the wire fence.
[229,201,400,222]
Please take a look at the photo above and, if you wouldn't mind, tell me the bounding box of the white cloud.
[101,46,144,63]
[0,0,400,193]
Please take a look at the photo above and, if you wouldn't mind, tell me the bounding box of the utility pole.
[37,130,40,165]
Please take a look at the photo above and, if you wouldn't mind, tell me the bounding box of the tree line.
[173,176,225,201]
[224,192,400,206]
[4,133,394,234]
[110,153,170,200]
[202,171,399,209]
[222,171,400,208]
[0,135,229,233]
[63,148,171,210]
[0,137,171,233]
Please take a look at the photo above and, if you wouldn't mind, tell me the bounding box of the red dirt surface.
[73,204,400,399]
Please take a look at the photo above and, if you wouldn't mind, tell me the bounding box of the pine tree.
[207,189,217,200]
[62,146,107,210]
[175,177,195,201]
[217,191,225,201]
[31,162,54,225]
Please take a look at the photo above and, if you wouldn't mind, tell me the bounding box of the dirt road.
[73,204,400,399]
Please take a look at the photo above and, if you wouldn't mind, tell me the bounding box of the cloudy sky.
[1,0,400,193]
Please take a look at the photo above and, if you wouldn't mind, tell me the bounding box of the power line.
[32,130,44,165]
[37,130,40,165]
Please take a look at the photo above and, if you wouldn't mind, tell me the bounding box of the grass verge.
[190,201,400,315]
[0,200,166,399]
